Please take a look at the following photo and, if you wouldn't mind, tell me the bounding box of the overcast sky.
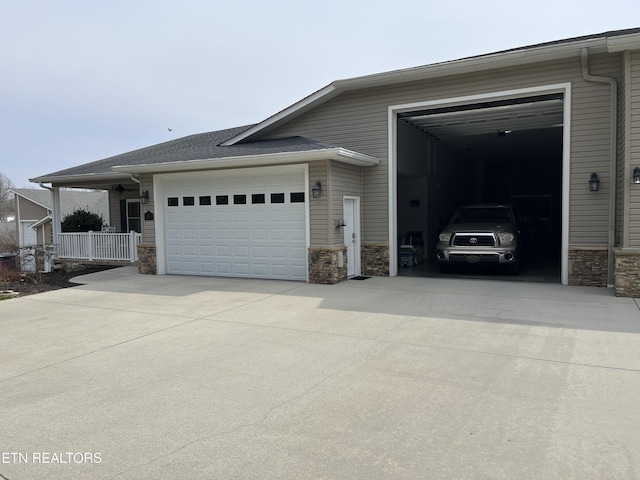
[1,0,638,188]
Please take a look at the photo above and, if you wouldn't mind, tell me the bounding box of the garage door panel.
[216,229,232,240]
[164,167,307,280]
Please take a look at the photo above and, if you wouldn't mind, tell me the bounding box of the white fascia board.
[221,85,339,145]
[29,172,132,186]
[112,148,379,174]
[607,33,640,52]
[334,39,607,90]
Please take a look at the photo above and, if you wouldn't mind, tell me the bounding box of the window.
[216,195,229,205]
[252,194,265,204]
[183,196,195,206]
[271,193,285,204]
[199,196,211,206]
[167,197,179,207]
[233,194,247,205]
[290,192,305,203]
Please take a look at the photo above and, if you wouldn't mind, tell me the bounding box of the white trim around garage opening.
[388,82,572,285]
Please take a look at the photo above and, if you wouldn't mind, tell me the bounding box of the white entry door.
[343,197,360,277]
[162,166,308,280]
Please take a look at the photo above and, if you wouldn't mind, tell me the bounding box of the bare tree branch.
[0,172,16,221]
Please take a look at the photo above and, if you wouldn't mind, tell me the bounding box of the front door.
[343,197,360,277]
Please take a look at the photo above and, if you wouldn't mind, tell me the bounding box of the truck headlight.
[498,233,515,245]
[438,233,452,243]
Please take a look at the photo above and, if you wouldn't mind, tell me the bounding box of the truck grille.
[451,233,496,247]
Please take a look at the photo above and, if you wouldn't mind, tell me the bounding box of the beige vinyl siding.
[629,52,640,247]
[18,197,47,220]
[265,54,622,246]
[615,53,627,247]
[141,173,155,244]
[329,161,362,245]
[309,161,329,245]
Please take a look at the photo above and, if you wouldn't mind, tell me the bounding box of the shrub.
[61,209,104,232]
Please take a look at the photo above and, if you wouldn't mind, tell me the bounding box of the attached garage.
[157,165,309,280]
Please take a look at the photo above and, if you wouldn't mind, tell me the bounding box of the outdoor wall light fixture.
[311,181,322,199]
[589,173,600,192]
[140,190,150,203]
[634,167,640,184]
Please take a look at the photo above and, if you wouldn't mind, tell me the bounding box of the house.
[29,28,640,296]
[12,189,110,271]
[12,188,110,248]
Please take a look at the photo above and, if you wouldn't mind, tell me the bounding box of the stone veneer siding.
[568,247,608,287]
[308,246,348,284]
[362,243,390,277]
[137,244,157,275]
[613,249,640,297]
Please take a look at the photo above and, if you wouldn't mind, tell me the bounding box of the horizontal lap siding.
[329,162,362,245]
[309,161,329,245]
[630,52,640,247]
[141,173,155,244]
[265,54,621,245]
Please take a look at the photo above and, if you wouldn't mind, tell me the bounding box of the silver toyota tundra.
[436,204,520,274]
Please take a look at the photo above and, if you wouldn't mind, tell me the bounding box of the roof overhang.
[111,148,379,174]
[30,215,52,229]
[29,172,133,187]
[223,31,640,145]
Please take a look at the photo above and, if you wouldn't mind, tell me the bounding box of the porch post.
[130,230,137,262]
[51,186,62,249]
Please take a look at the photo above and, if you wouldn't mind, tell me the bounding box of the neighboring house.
[28,28,640,296]
[12,188,109,248]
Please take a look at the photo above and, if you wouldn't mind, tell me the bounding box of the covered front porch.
[29,171,148,269]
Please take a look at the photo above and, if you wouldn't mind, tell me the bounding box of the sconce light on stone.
[589,173,600,192]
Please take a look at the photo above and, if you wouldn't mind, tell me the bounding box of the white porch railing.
[57,231,142,262]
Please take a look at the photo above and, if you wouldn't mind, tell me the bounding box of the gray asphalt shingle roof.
[38,125,337,178]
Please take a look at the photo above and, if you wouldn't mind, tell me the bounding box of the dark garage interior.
[396,94,563,282]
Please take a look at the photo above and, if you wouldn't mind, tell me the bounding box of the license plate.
[466,255,480,264]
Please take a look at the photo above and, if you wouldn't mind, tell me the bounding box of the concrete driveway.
[1,267,640,480]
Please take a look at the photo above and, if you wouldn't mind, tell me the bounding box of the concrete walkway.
[1,267,639,479]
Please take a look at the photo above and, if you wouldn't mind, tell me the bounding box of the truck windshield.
[451,207,512,224]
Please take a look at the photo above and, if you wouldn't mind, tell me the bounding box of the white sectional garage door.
[162,166,307,280]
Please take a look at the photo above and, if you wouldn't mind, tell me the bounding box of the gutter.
[30,171,132,185]
[581,48,617,288]
[112,148,380,174]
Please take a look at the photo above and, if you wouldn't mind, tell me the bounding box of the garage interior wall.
[397,120,476,256]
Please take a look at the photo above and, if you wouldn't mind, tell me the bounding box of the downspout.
[581,48,617,288]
